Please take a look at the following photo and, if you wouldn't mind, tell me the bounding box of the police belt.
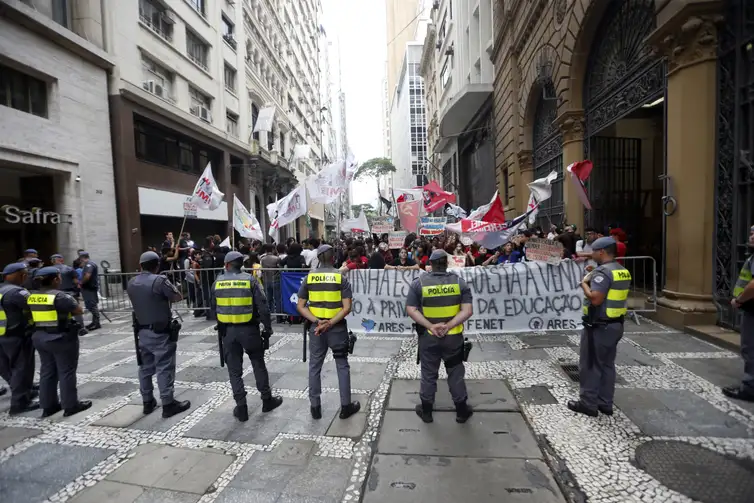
[136,323,172,334]
[592,316,624,326]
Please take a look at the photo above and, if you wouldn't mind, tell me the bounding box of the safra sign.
[2,205,65,224]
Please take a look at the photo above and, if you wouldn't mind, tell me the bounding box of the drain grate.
[559,363,625,384]
[634,440,754,503]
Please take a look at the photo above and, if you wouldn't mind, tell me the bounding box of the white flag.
[341,210,370,234]
[253,105,276,133]
[190,163,225,211]
[306,160,348,204]
[345,149,358,180]
[526,170,558,224]
[268,185,308,238]
[233,194,263,241]
[291,144,311,163]
[219,236,231,248]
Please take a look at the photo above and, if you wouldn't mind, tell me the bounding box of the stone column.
[647,10,722,328]
[516,150,533,215]
[556,110,585,231]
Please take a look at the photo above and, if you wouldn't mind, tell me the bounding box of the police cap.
[78,251,90,258]
[316,244,333,256]
[2,262,27,276]
[224,251,245,264]
[429,249,448,262]
[35,266,61,278]
[591,236,618,251]
[27,258,41,265]
[24,249,38,255]
[50,253,63,260]
[139,251,160,264]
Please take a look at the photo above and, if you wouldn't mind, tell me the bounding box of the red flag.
[479,192,506,223]
[567,160,593,210]
[569,160,593,181]
[421,180,456,213]
[397,199,421,233]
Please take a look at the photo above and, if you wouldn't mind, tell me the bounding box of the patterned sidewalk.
[0,315,753,502]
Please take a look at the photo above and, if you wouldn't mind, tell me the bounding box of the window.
[230,156,242,185]
[189,87,211,122]
[503,168,510,205]
[186,0,205,16]
[279,131,286,156]
[141,56,173,100]
[222,15,237,49]
[440,58,450,88]
[52,0,70,28]
[133,115,220,175]
[0,63,48,118]
[251,103,260,142]
[226,111,239,137]
[186,30,209,70]
[224,64,237,93]
[139,0,173,41]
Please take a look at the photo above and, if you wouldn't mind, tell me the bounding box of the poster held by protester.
[419,216,447,236]
[183,198,198,219]
[388,231,408,249]
[372,217,395,234]
[280,271,308,315]
[449,255,467,269]
[345,261,586,334]
[525,238,564,265]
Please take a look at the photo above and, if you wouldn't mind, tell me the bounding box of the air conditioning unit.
[142,80,155,93]
[445,44,454,56]
[199,106,211,122]
[162,10,176,24]
[432,0,440,9]
[154,83,165,98]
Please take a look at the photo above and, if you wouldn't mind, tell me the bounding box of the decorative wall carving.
[557,110,585,144]
[555,0,567,25]
[653,15,723,73]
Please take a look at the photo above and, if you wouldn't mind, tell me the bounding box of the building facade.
[0,0,121,267]
[492,0,754,330]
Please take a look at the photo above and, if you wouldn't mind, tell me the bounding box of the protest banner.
[388,230,408,249]
[372,216,395,235]
[419,216,446,236]
[345,261,586,334]
[449,255,467,268]
[280,271,308,315]
[525,238,564,265]
[183,198,197,219]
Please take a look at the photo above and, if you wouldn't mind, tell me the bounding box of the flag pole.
[231,192,235,251]
[175,214,188,254]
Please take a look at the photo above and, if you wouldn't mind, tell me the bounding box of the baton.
[303,321,310,362]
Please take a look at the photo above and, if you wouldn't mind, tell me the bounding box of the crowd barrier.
[95,256,658,333]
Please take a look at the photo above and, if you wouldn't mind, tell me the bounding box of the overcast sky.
[322,0,387,207]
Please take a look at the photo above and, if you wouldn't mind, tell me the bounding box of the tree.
[351,204,379,220]
[352,157,396,180]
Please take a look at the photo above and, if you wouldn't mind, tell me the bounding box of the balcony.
[223,33,237,50]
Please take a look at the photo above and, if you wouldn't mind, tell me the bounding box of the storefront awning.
[437,84,493,152]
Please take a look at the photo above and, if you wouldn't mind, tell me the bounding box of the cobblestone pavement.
[1,314,754,502]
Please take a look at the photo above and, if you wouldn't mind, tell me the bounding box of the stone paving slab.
[468,342,550,362]
[78,352,134,373]
[351,338,403,358]
[362,454,565,503]
[79,381,139,400]
[92,404,148,428]
[387,379,519,412]
[377,411,542,458]
[615,388,750,437]
[69,480,201,503]
[106,444,234,494]
[626,332,724,353]
[0,443,115,503]
[176,365,232,383]
[671,357,754,413]
[227,450,353,501]
[125,389,216,432]
[517,334,576,348]
[325,393,370,438]
[514,386,559,406]
[615,341,664,366]
[0,426,42,450]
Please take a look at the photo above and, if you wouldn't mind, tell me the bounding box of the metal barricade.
[617,255,658,324]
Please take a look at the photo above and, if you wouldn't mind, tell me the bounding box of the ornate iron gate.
[714,0,754,330]
[532,81,564,230]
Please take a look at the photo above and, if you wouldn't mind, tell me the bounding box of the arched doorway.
[583,0,666,284]
[714,0,754,329]
[532,80,564,230]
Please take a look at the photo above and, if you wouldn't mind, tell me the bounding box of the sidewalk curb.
[685,326,741,353]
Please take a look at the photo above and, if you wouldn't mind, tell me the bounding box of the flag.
[345,150,358,180]
[190,163,225,211]
[268,186,308,239]
[342,210,370,234]
[233,195,264,241]
[444,203,467,219]
[421,180,456,213]
[467,191,505,223]
[291,144,311,163]
[378,190,392,214]
[447,206,536,249]
[397,199,421,233]
[253,105,276,133]
[526,170,558,224]
[567,160,593,210]
[219,236,231,248]
[394,188,423,204]
[306,160,348,204]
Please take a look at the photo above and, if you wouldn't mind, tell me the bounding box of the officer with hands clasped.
[297,244,361,421]
[127,251,191,418]
[213,251,283,422]
[51,253,87,336]
[0,262,39,415]
[568,236,632,417]
[30,267,91,418]
[406,249,474,424]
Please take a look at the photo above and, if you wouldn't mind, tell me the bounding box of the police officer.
[568,236,632,417]
[0,262,39,414]
[213,251,283,422]
[22,249,39,264]
[297,244,360,420]
[406,249,474,424]
[723,224,754,402]
[78,251,101,331]
[127,251,191,418]
[51,254,86,336]
[22,258,42,291]
[29,267,91,418]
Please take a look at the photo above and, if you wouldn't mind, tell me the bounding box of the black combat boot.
[310,405,322,419]
[41,403,62,418]
[143,398,158,415]
[9,399,40,415]
[262,395,283,413]
[414,400,433,423]
[454,400,474,424]
[339,401,361,419]
[86,322,101,331]
[566,400,598,417]
[162,399,191,418]
[233,404,249,422]
[63,400,93,417]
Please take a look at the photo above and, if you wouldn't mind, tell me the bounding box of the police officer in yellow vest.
[406,249,474,424]
[0,262,39,414]
[297,244,361,420]
[127,251,191,418]
[568,236,631,417]
[723,225,754,402]
[30,266,91,418]
[213,251,283,422]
